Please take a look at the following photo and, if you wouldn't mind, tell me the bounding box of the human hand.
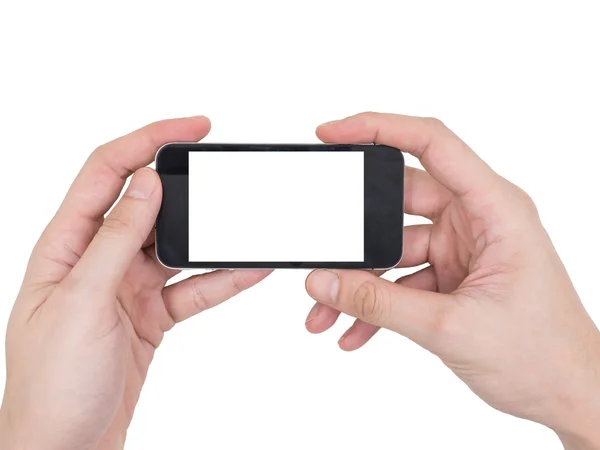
[304,112,600,449]
[0,117,271,450]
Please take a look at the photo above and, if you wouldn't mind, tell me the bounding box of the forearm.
[0,405,21,450]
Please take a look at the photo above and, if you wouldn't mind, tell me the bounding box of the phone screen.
[188,151,364,262]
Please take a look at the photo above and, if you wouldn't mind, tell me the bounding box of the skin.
[0,116,271,450]
[0,112,598,449]
[304,112,600,449]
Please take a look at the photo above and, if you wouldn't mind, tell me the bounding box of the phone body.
[156,143,404,269]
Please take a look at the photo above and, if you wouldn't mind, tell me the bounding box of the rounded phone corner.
[375,247,404,271]
[154,245,182,271]
[155,142,179,169]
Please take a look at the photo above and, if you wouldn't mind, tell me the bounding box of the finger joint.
[353,281,385,324]
[191,276,211,314]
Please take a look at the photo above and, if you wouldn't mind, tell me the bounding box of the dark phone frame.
[156,143,404,269]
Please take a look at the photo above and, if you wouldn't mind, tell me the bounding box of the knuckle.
[430,307,453,335]
[92,143,108,158]
[191,277,210,313]
[502,182,540,221]
[355,111,383,125]
[427,303,461,345]
[353,281,386,323]
[231,271,249,293]
[58,273,86,295]
[90,163,117,193]
[59,272,105,299]
[515,186,539,217]
[357,110,377,118]
[139,127,159,150]
[422,116,446,130]
[99,204,136,238]
[88,145,130,181]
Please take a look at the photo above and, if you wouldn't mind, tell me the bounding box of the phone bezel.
[156,143,404,269]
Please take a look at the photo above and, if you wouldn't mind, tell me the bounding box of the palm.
[409,186,551,417]
[95,246,175,448]
[428,198,478,294]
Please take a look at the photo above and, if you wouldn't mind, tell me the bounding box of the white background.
[0,1,599,449]
[189,151,364,262]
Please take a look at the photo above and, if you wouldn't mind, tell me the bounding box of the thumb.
[306,269,452,349]
[65,167,161,294]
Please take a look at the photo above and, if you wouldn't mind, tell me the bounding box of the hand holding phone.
[304,112,600,449]
[0,117,271,450]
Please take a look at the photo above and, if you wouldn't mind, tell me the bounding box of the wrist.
[548,383,600,449]
[557,425,600,450]
[537,333,600,449]
[0,404,56,450]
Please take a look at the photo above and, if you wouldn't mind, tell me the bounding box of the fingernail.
[307,270,339,305]
[318,119,340,127]
[126,168,156,200]
[305,303,322,324]
[338,328,352,344]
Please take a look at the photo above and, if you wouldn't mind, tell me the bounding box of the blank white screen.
[188,151,364,262]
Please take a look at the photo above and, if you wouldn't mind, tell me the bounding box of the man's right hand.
[304,112,600,450]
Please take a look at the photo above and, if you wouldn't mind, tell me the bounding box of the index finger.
[59,116,211,225]
[316,112,500,197]
[29,116,211,285]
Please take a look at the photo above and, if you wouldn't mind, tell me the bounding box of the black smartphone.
[155,143,404,269]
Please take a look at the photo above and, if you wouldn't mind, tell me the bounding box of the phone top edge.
[158,142,385,145]
[156,142,400,150]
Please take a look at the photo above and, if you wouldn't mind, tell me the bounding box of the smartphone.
[155,143,404,269]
